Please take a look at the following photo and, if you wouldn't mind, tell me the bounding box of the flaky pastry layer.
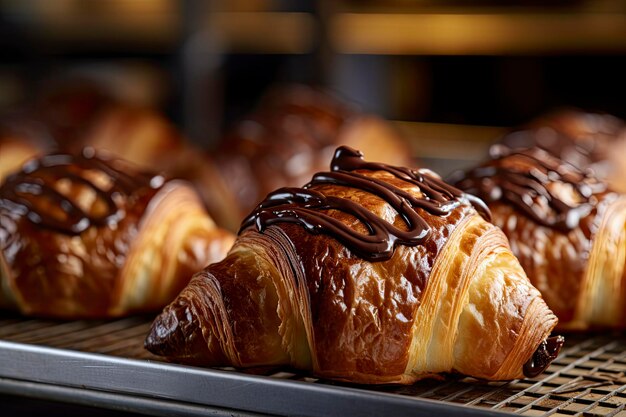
[491,194,626,330]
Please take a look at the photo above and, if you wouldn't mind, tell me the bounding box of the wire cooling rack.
[0,314,624,416]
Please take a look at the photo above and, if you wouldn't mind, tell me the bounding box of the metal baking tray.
[0,314,624,417]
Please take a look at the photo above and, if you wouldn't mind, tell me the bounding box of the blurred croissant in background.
[499,109,626,193]
[0,151,234,318]
[453,142,626,330]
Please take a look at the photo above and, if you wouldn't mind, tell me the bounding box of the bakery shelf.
[392,121,506,177]
[4,1,626,55]
[0,1,315,54]
[394,121,505,161]
[330,11,626,55]
[0,315,624,416]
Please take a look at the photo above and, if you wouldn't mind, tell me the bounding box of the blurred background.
[1,0,625,175]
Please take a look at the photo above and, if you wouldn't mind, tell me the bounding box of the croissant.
[146,146,562,384]
[30,78,114,150]
[499,109,626,193]
[0,151,234,318]
[452,146,626,330]
[81,106,188,173]
[194,85,414,230]
[8,78,187,176]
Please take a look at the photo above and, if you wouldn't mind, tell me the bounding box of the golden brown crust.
[569,195,626,328]
[455,142,626,330]
[81,106,187,173]
[489,202,598,324]
[147,166,559,383]
[0,155,234,318]
[290,171,469,380]
[502,109,626,193]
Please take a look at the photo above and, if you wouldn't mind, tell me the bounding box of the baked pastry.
[146,146,562,384]
[34,79,115,149]
[29,78,188,175]
[452,146,626,330]
[0,150,235,318]
[197,85,415,230]
[500,109,626,192]
[1,80,186,181]
[81,106,188,173]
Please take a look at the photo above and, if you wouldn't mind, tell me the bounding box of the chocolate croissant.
[499,109,626,193]
[5,78,188,178]
[146,146,562,384]
[452,146,626,330]
[194,85,414,230]
[0,151,234,318]
[81,106,188,173]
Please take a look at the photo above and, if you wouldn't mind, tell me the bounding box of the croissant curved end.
[524,336,565,378]
[144,297,218,366]
[144,300,189,357]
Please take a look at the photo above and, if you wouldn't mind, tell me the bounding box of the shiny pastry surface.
[499,109,626,192]
[147,146,560,384]
[243,146,489,261]
[0,150,234,318]
[453,146,626,329]
[453,146,607,232]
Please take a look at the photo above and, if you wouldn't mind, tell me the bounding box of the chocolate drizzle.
[523,336,565,378]
[0,149,162,235]
[502,128,597,171]
[452,146,607,232]
[241,146,490,261]
[501,111,625,173]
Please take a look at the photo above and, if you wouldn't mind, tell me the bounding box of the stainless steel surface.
[0,315,625,416]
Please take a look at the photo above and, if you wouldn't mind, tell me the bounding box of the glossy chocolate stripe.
[453,147,606,232]
[0,150,161,235]
[241,146,489,261]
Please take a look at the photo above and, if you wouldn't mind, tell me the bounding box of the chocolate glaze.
[500,127,597,172]
[523,335,565,377]
[501,110,625,173]
[241,146,490,261]
[452,147,606,233]
[0,149,161,235]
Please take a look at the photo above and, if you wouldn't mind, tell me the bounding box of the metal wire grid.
[0,315,156,359]
[366,336,626,417]
[0,315,624,416]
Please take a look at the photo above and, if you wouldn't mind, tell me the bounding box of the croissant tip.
[144,300,191,357]
[144,314,173,356]
[144,332,158,352]
[523,335,565,378]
